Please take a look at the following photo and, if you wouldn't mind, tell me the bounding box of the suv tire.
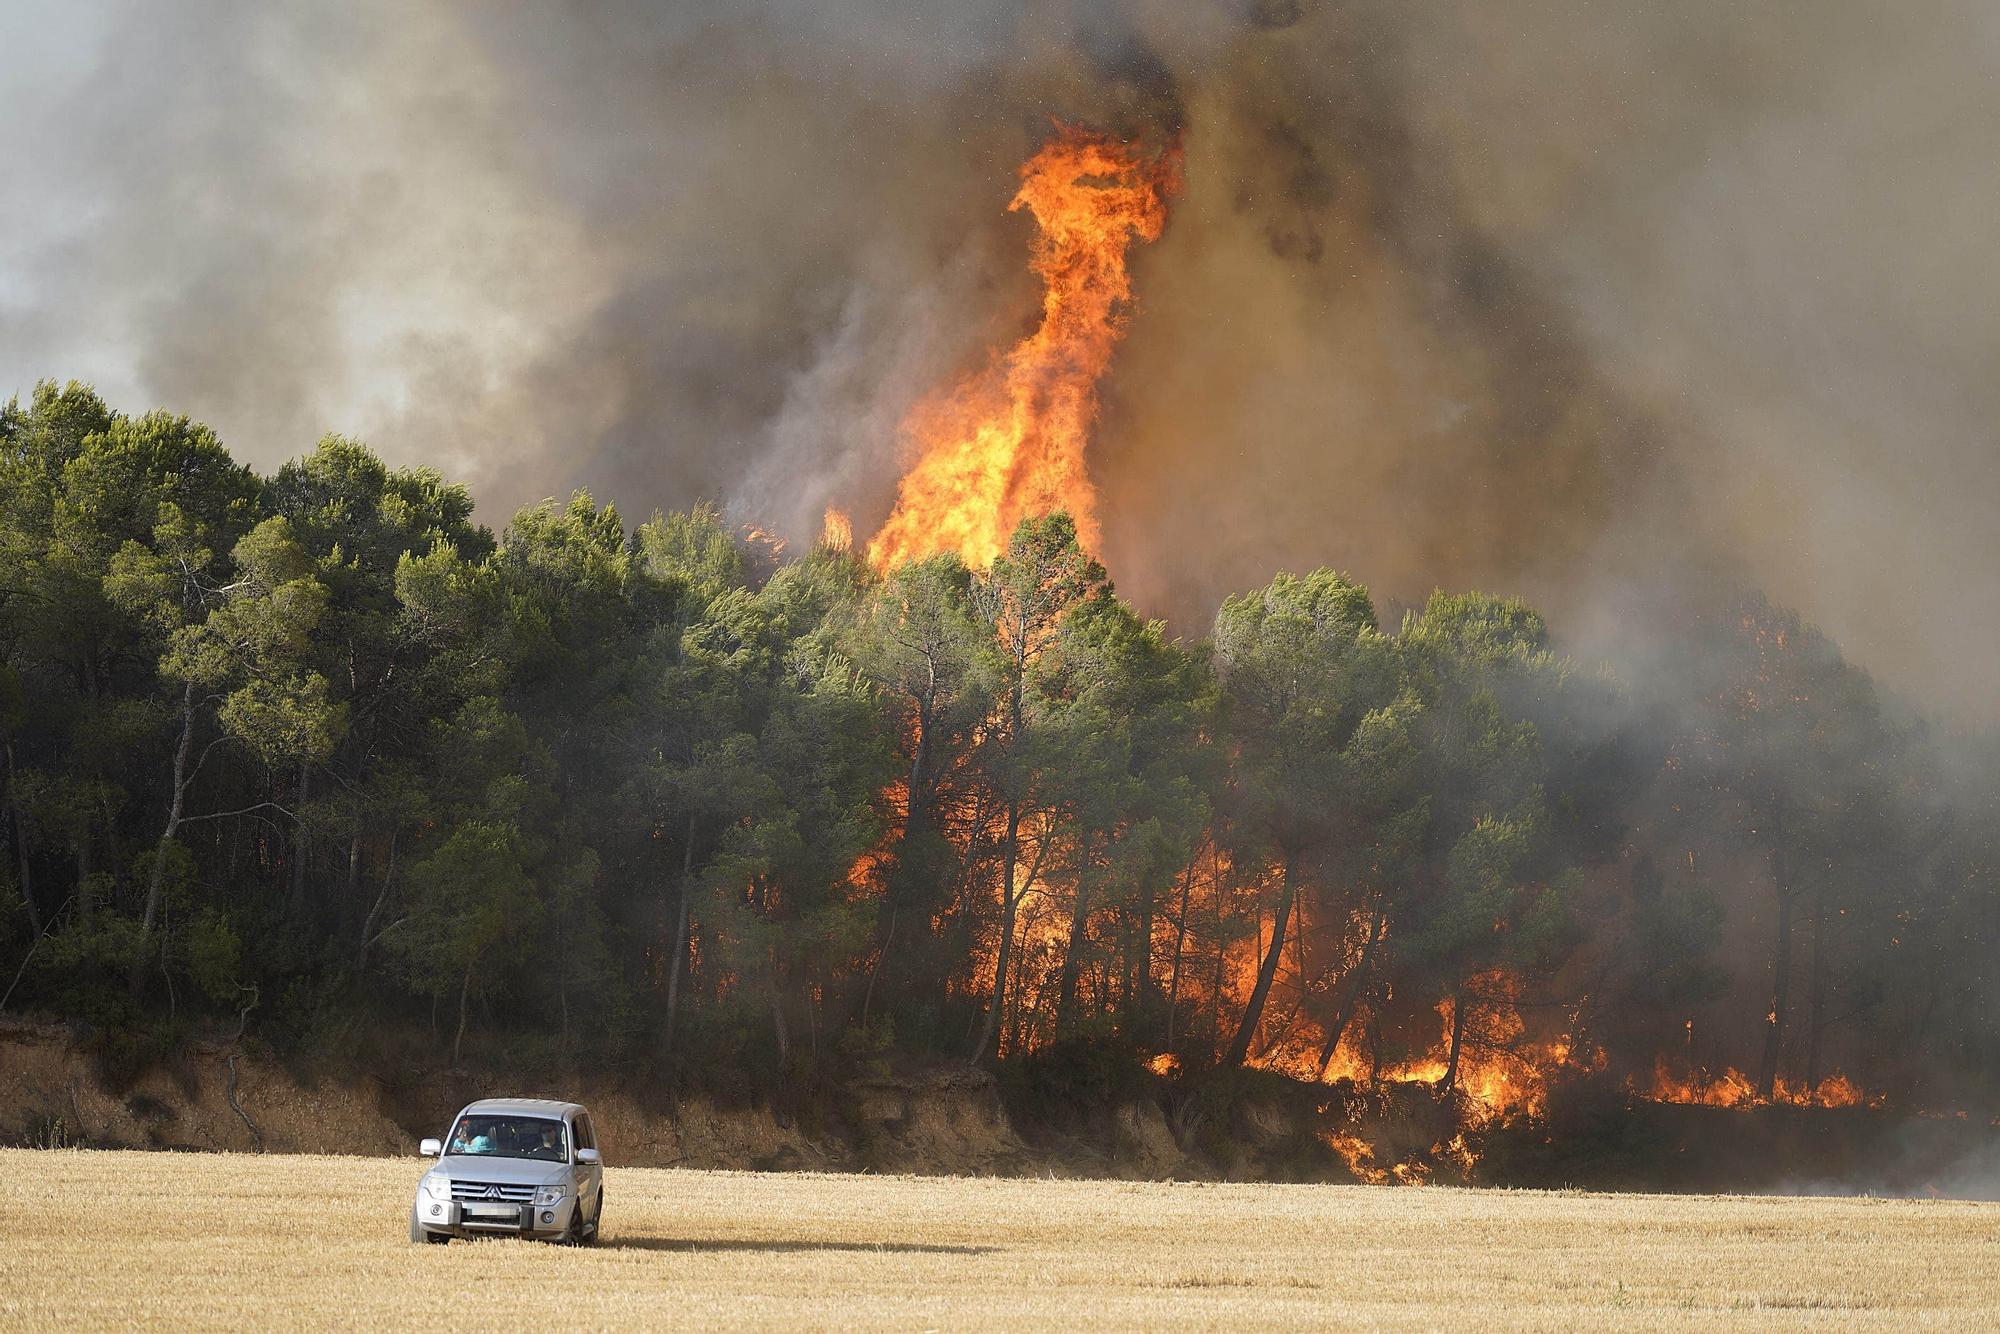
[411,1207,449,1245]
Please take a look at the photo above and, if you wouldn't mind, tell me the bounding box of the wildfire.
[1303,997,1578,1123]
[739,523,787,562]
[1640,1060,1878,1109]
[820,507,854,551]
[867,124,1180,571]
[1325,1131,1392,1184]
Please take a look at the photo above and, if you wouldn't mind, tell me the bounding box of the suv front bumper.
[415,1196,576,1238]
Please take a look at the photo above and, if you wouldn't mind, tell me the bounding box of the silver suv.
[410,1098,605,1245]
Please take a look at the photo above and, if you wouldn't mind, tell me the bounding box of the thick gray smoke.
[3,1,1997,718]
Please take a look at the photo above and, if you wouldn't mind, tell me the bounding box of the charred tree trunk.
[770,952,791,1068]
[130,680,197,996]
[74,652,98,922]
[356,831,398,968]
[1128,870,1155,1036]
[873,686,934,1008]
[1163,862,1195,1051]
[970,798,1023,1064]
[1209,870,1231,1060]
[1008,956,1039,1057]
[665,811,695,1048]
[1437,992,1470,1096]
[556,874,570,1055]
[1756,805,1794,1101]
[75,819,93,921]
[1315,903,1385,1080]
[1367,999,1385,1087]
[1222,854,1296,1068]
[806,981,821,1064]
[971,613,1037,1065]
[907,696,931,849]
[1052,831,1098,1040]
[1257,906,1316,1060]
[286,760,311,921]
[1804,883,1827,1093]
[1051,880,1089,1039]
[451,957,474,1066]
[4,742,38,938]
[343,819,361,934]
[860,904,895,1032]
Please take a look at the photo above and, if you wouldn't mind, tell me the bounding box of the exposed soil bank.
[0,1018,1033,1174]
[3,1018,1992,1196]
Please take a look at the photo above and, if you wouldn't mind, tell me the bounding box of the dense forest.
[2,380,1996,1122]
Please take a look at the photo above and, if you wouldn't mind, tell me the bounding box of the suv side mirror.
[420,1138,443,1157]
[576,1147,601,1165]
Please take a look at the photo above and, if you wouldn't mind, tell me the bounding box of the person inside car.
[450,1123,495,1154]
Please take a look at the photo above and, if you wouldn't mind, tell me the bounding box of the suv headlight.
[534,1184,567,1207]
[423,1176,452,1201]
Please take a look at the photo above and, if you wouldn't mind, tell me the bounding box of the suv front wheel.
[410,1207,449,1245]
[568,1189,601,1246]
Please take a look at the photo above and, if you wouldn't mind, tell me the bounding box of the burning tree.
[1208,571,1416,1068]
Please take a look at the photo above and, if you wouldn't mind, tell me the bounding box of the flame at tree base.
[1639,1059,1876,1110]
[1212,977,1889,1184]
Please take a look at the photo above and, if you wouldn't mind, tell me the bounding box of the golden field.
[0,1148,1995,1329]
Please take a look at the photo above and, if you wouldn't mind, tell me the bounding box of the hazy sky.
[4,1,1997,720]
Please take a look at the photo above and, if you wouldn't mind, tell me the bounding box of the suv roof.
[457,1097,586,1118]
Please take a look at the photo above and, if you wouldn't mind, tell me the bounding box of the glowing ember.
[867,124,1179,571]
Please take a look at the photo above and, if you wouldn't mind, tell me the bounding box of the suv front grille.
[450,1181,536,1203]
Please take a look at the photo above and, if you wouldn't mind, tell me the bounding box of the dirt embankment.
[1,1019,405,1158]
[0,1018,1108,1175]
[6,1018,1992,1194]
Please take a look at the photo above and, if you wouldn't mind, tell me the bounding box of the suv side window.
[574,1115,594,1151]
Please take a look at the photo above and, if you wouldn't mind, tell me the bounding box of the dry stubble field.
[0,1149,1995,1329]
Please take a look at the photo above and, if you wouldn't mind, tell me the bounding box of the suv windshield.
[446,1114,568,1162]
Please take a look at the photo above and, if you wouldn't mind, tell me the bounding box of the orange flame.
[1640,1060,1878,1109]
[820,507,854,551]
[867,124,1179,571]
[1299,991,1580,1123]
[1325,1131,1391,1184]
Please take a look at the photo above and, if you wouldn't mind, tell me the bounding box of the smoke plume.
[3,0,1998,718]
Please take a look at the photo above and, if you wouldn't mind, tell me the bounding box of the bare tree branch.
[178,800,296,827]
